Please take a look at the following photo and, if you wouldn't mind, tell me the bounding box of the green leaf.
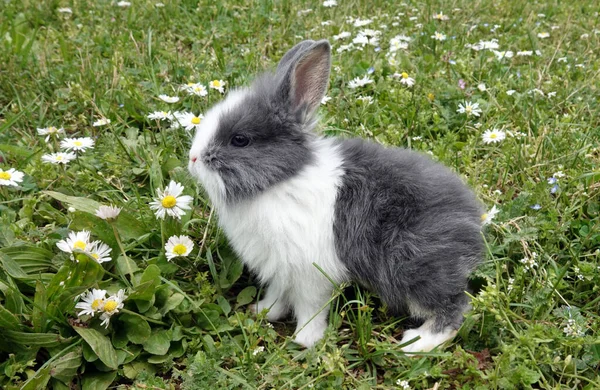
[32,281,47,332]
[218,247,244,290]
[142,329,171,355]
[21,366,51,390]
[236,286,257,307]
[0,251,29,279]
[4,330,73,347]
[122,361,157,380]
[159,292,185,316]
[0,304,21,330]
[216,295,231,316]
[43,191,147,240]
[129,264,161,301]
[49,349,82,384]
[73,327,118,370]
[116,255,139,276]
[120,313,151,344]
[81,371,117,390]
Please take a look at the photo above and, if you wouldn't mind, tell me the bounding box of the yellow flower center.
[191,117,201,125]
[212,80,221,87]
[92,253,99,259]
[49,127,57,133]
[172,244,188,256]
[56,155,63,161]
[187,82,195,86]
[74,141,82,146]
[401,72,409,79]
[161,195,177,208]
[91,299,103,310]
[0,172,11,180]
[481,213,488,221]
[73,240,87,250]
[104,300,118,312]
[427,93,435,101]
[490,133,497,139]
[465,105,472,113]
[162,111,168,115]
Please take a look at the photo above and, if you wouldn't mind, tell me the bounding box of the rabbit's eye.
[231,134,250,147]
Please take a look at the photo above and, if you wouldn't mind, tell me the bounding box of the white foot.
[249,299,288,321]
[400,322,457,353]
[293,321,327,348]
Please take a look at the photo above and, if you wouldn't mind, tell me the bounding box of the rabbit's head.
[188,40,331,205]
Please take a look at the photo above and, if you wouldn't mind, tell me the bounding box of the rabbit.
[188,39,484,352]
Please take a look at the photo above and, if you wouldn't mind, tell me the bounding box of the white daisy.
[348,76,374,89]
[87,241,113,263]
[389,37,409,52]
[41,152,77,165]
[323,0,337,7]
[158,94,180,103]
[0,168,25,187]
[506,90,516,96]
[173,112,204,131]
[431,31,446,41]
[433,12,449,21]
[75,289,107,317]
[209,80,226,93]
[457,101,482,117]
[60,137,95,152]
[57,7,72,13]
[92,118,111,127]
[147,111,174,121]
[57,230,92,254]
[99,289,127,327]
[37,126,65,142]
[356,95,374,105]
[398,72,415,87]
[537,32,550,39]
[165,235,194,260]
[333,31,351,41]
[181,82,208,97]
[516,50,533,57]
[95,205,122,221]
[116,1,131,7]
[149,181,193,219]
[482,129,506,144]
[321,96,332,105]
[477,83,487,91]
[470,39,500,51]
[481,205,499,225]
[492,50,514,60]
[353,18,372,27]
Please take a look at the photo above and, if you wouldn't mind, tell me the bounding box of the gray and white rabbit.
[188,40,483,352]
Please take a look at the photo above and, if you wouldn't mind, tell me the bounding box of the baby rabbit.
[188,40,483,352]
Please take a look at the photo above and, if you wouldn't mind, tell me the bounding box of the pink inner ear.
[292,46,330,111]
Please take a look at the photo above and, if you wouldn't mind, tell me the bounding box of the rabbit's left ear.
[276,40,331,119]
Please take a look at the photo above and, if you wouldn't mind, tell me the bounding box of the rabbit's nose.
[190,156,197,163]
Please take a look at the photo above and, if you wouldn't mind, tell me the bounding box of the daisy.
[60,137,95,152]
[99,289,127,327]
[0,168,24,187]
[95,205,122,221]
[323,0,337,6]
[57,230,92,254]
[41,152,77,165]
[516,50,533,57]
[147,111,174,121]
[481,205,499,225]
[389,37,409,52]
[75,289,107,317]
[433,12,449,21]
[37,126,65,142]
[87,241,113,263]
[431,31,446,41]
[158,94,180,103]
[348,76,374,89]
[116,1,131,7]
[482,129,506,144]
[321,96,332,105]
[174,112,204,131]
[92,118,111,127]
[57,7,72,13]
[471,39,500,51]
[333,32,351,41]
[457,101,482,117]
[398,72,415,87]
[356,95,374,105]
[537,32,550,39]
[353,18,373,27]
[209,80,226,93]
[149,181,193,219]
[165,235,194,260]
[506,90,516,96]
[182,82,208,97]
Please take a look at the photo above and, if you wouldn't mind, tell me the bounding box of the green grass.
[1,0,599,389]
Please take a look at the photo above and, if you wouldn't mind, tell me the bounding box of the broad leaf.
[73,327,119,369]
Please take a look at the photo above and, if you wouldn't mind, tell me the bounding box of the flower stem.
[111,223,133,288]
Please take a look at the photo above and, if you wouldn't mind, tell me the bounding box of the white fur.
[400,319,457,353]
[189,92,349,347]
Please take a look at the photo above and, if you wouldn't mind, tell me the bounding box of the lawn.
[0,0,599,389]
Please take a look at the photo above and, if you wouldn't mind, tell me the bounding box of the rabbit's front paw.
[249,299,287,321]
[293,322,327,348]
[400,326,457,353]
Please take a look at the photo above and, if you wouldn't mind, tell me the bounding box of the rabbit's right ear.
[275,40,331,120]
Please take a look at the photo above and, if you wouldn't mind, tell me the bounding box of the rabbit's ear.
[276,40,331,118]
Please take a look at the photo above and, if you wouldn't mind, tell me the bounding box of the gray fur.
[333,139,483,332]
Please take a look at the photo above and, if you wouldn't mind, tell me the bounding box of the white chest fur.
[214,138,349,286]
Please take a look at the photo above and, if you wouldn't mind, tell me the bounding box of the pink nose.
[191,156,197,163]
